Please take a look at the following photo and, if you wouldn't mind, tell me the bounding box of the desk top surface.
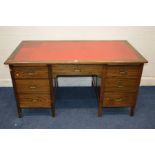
[5,40,148,64]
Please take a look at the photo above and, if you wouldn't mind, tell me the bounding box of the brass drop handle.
[119,70,127,75]
[29,86,37,89]
[117,85,124,88]
[115,98,123,102]
[74,69,81,72]
[27,72,35,75]
[116,81,124,88]
[31,99,38,102]
[74,65,81,72]
[16,73,19,77]
[25,97,39,102]
[107,97,113,101]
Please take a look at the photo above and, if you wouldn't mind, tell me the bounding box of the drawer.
[13,66,48,79]
[52,65,103,77]
[18,94,51,108]
[104,78,138,92]
[15,80,50,93]
[103,92,136,107]
[106,65,141,78]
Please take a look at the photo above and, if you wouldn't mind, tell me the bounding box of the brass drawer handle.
[31,99,38,102]
[116,85,124,88]
[27,72,35,75]
[74,69,81,72]
[115,98,123,102]
[73,65,81,72]
[16,72,35,76]
[16,73,19,77]
[119,70,127,75]
[25,97,39,102]
[106,97,112,100]
[29,86,37,89]
[106,97,123,102]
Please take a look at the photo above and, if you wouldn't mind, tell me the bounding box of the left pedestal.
[9,65,55,117]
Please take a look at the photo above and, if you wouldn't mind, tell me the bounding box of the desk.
[4,40,148,117]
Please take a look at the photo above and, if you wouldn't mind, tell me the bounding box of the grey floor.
[0,86,155,129]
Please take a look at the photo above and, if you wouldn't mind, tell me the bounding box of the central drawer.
[15,79,50,93]
[52,64,103,77]
[104,78,138,92]
[18,93,51,108]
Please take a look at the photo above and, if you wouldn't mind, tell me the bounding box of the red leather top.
[14,41,140,62]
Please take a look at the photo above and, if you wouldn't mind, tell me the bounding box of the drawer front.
[104,78,138,92]
[15,80,50,93]
[13,67,48,79]
[103,92,136,107]
[52,65,103,77]
[18,94,51,108]
[106,65,141,78]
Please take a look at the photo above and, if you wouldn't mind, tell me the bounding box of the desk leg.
[92,75,95,87]
[92,75,103,116]
[98,105,103,117]
[9,65,23,118]
[17,108,22,118]
[98,91,103,117]
[130,106,135,116]
[48,65,56,117]
[52,105,55,117]
[98,75,104,117]
[55,77,59,88]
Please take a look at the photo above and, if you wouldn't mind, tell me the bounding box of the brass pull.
[74,65,80,72]
[29,86,37,89]
[115,98,123,102]
[74,69,81,72]
[119,70,127,75]
[16,73,19,77]
[31,99,38,102]
[107,97,112,100]
[116,81,124,88]
[117,85,124,88]
[28,72,35,75]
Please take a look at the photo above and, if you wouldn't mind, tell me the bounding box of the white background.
[0,0,155,155]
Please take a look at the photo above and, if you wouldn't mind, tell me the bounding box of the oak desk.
[4,40,148,117]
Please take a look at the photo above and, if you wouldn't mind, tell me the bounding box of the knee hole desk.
[4,40,148,117]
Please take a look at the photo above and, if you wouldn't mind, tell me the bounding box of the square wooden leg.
[17,108,22,118]
[56,77,59,87]
[98,106,103,117]
[51,107,55,117]
[92,75,95,87]
[130,106,135,116]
